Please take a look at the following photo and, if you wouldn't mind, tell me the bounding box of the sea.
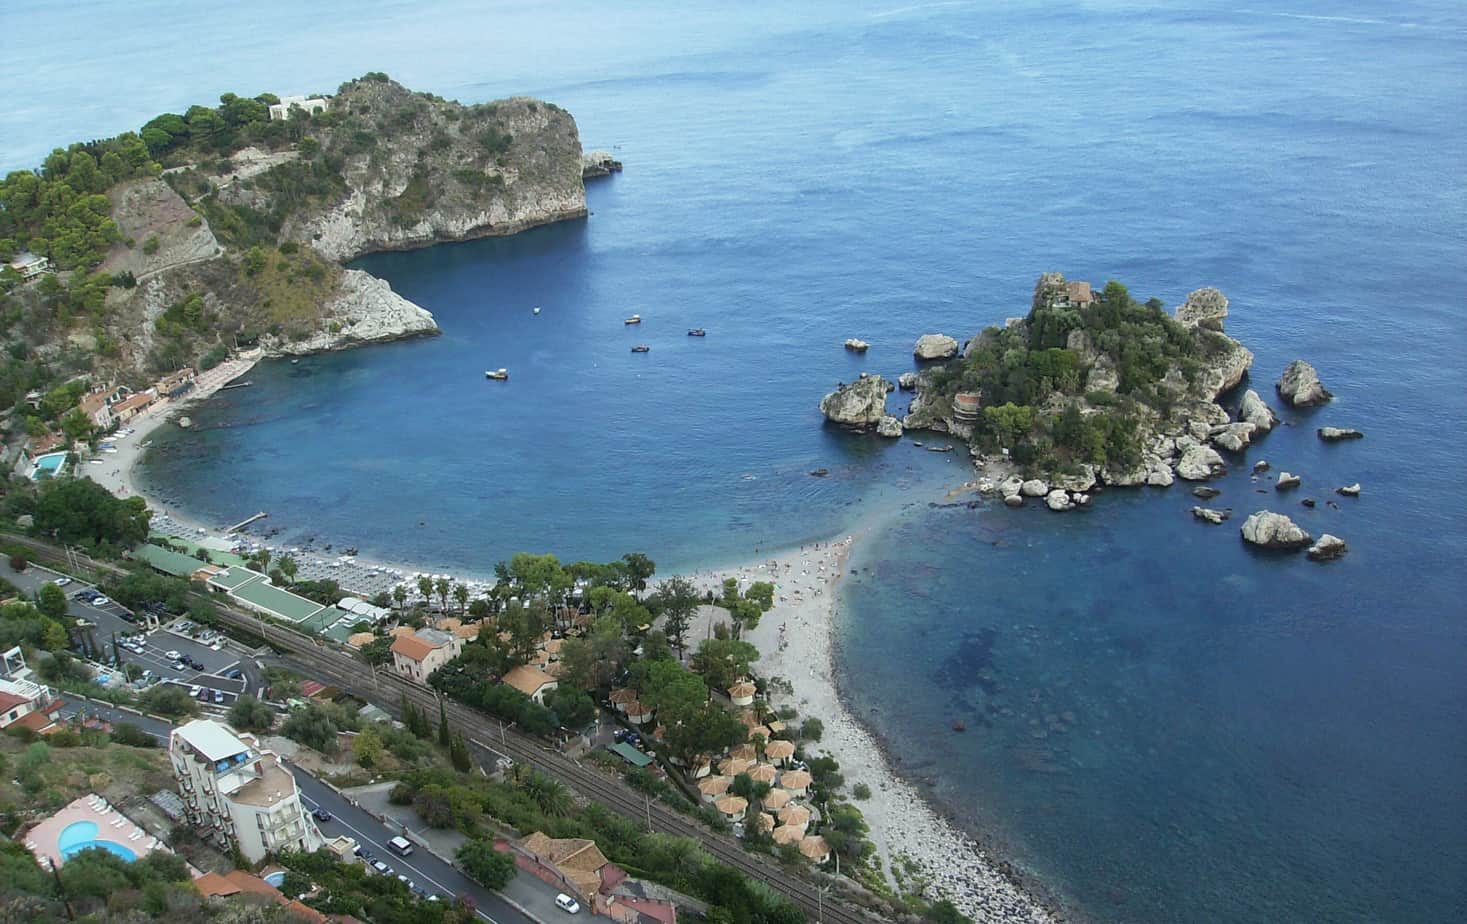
[4,1,1465,920]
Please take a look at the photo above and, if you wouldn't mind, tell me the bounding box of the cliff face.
[273,78,587,262]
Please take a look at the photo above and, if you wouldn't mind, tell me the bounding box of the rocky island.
[0,73,596,410]
[823,273,1264,499]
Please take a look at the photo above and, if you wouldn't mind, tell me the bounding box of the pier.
[227,511,268,533]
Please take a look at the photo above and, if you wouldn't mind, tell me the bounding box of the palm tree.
[521,771,571,817]
[435,577,451,613]
[278,555,298,584]
[417,576,434,606]
[392,585,408,611]
[453,583,469,616]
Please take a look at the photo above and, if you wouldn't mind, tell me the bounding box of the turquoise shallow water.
[6,1,1467,920]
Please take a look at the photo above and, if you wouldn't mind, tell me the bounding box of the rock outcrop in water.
[1277,359,1332,406]
[914,333,960,360]
[1239,389,1279,432]
[1241,511,1312,549]
[1307,534,1348,561]
[1318,426,1364,441]
[819,375,892,428]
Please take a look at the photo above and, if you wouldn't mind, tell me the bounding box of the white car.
[91,596,110,607]
[554,893,581,914]
[165,650,181,661]
[52,577,72,587]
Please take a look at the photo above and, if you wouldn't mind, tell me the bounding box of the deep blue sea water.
[6,1,1466,920]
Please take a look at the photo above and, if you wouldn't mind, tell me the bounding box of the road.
[52,699,549,924]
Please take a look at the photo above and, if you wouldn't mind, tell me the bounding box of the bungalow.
[771,824,804,847]
[777,803,811,831]
[779,769,812,797]
[728,742,757,762]
[1065,280,1096,307]
[696,775,732,803]
[155,368,196,399]
[727,680,756,707]
[761,788,792,812]
[623,700,654,726]
[502,664,558,705]
[747,762,778,785]
[713,794,747,822]
[77,387,118,430]
[391,628,464,684]
[194,869,328,923]
[764,739,796,766]
[718,756,752,777]
[798,834,831,865]
[609,688,638,712]
[0,647,55,731]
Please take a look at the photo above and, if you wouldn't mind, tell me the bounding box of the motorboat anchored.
[624,314,642,325]
[687,328,707,337]
[485,368,509,380]
[631,345,651,353]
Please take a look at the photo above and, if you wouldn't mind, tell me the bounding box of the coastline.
[94,373,1054,921]
[673,533,1057,924]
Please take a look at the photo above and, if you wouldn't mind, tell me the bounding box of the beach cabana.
[761,788,792,812]
[771,824,804,846]
[624,700,654,726]
[748,762,778,785]
[609,688,638,713]
[779,769,812,796]
[777,803,811,830]
[728,743,757,762]
[727,680,757,707]
[799,834,831,864]
[764,739,796,765]
[718,756,753,777]
[713,795,748,822]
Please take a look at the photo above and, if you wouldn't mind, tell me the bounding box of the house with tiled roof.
[799,834,831,864]
[502,664,558,705]
[510,832,681,924]
[390,627,463,684]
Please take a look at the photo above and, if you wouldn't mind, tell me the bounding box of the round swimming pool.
[57,820,137,862]
[262,871,287,888]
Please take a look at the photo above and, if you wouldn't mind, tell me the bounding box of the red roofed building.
[509,833,681,924]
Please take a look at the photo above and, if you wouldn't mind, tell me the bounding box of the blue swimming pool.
[30,451,67,480]
[57,820,137,862]
[263,871,286,888]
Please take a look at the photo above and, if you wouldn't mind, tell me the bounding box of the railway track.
[1,536,874,923]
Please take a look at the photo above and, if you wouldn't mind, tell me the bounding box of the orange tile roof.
[502,665,556,697]
[772,824,804,845]
[390,634,436,662]
[799,835,830,860]
[111,391,155,415]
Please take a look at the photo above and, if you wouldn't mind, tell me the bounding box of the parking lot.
[2,560,249,705]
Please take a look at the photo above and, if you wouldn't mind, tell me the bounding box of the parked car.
[165,650,181,661]
[213,690,225,704]
[91,596,110,607]
[52,577,72,587]
[312,808,331,822]
[371,860,391,875]
[196,688,211,701]
[555,893,582,914]
[186,657,204,670]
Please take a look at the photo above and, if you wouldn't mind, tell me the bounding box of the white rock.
[1176,446,1226,480]
[1020,479,1050,498]
[1307,534,1348,561]
[897,372,919,391]
[269,269,439,355]
[1191,506,1230,524]
[1052,465,1096,493]
[876,415,903,438]
[1317,427,1364,442]
[819,375,891,426]
[1146,465,1175,487]
[999,475,1025,498]
[1337,483,1361,497]
[1240,511,1312,549]
[1276,471,1301,490]
[913,334,960,360]
[1003,493,1024,507]
[1239,389,1279,433]
[1276,359,1332,407]
[1045,489,1072,511]
[1211,422,1257,453]
[1174,287,1229,330]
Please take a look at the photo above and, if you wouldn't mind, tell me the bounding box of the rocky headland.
[3,73,598,392]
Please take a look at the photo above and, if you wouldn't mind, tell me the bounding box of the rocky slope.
[83,75,593,382]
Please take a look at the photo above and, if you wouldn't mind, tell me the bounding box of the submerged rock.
[1307,534,1348,561]
[913,333,960,360]
[1276,359,1332,406]
[1239,389,1280,433]
[1241,511,1313,549]
[1253,459,1270,474]
[1192,485,1222,499]
[1192,506,1230,524]
[1318,426,1364,442]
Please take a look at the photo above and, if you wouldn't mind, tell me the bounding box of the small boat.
[624,314,642,325]
[631,345,651,353]
[485,368,509,380]
[844,338,870,352]
[533,306,541,315]
[927,445,954,453]
[687,328,706,337]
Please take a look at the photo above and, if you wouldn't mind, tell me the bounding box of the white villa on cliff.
[268,95,330,120]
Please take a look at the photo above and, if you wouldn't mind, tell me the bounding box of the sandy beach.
[88,364,1050,920]
[667,538,1055,924]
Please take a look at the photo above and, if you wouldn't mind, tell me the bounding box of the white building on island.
[268,95,330,120]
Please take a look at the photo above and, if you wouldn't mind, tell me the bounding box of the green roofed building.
[206,567,325,624]
[608,741,653,768]
[133,543,208,579]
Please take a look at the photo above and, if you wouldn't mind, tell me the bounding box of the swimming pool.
[57,820,137,862]
[263,871,286,887]
[31,451,67,480]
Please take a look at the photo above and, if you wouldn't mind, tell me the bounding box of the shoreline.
[91,372,1057,921]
